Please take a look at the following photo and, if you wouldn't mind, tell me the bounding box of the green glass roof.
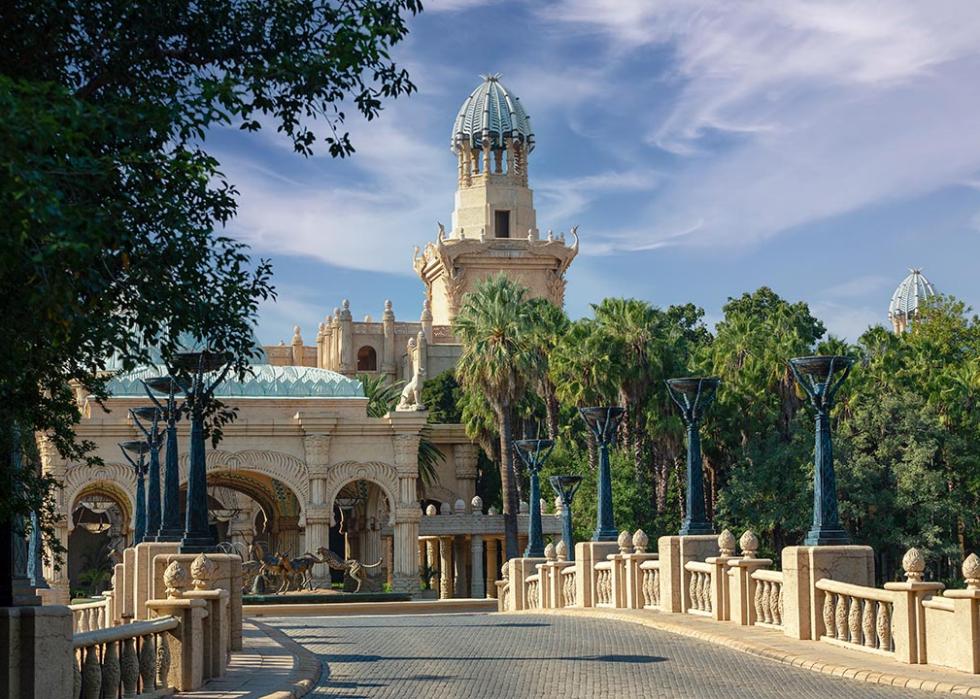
[103,363,364,399]
[452,74,534,154]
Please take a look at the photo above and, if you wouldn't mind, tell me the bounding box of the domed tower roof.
[452,74,534,154]
[889,268,936,333]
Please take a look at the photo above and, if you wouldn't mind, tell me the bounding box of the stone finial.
[718,529,736,557]
[902,547,926,582]
[963,553,980,589]
[454,498,466,514]
[554,495,564,512]
[488,505,498,515]
[739,530,759,559]
[292,326,302,343]
[519,501,529,514]
[540,498,548,514]
[556,539,568,561]
[363,314,372,322]
[385,299,393,311]
[425,504,437,517]
[471,495,483,512]
[163,558,190,598]
[190,552,217,590]
[342,299,350,311]
[633,529,649,554]
[441,502,452,515]
[544,542,556,562]
[617,530,633,554]
[501,562,509,579]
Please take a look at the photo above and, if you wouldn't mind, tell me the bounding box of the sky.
[208,0,980,345]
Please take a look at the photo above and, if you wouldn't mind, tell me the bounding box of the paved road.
[265,613,939,699]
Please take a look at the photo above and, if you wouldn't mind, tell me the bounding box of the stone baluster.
[81,644,101,699]
[139,633,156,690]
[121,636,139,698]
[101,640,121,697]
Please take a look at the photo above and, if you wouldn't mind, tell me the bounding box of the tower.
[888,268,936,334]
[414,74,578,327]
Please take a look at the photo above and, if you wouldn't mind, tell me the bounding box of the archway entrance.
[177,469,305,560]
[327,479,392,590]
[68,486,130,598]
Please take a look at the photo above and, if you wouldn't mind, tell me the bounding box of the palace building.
[41,75,574,603]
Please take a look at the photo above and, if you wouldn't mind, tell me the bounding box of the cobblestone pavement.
[265,613,940,698]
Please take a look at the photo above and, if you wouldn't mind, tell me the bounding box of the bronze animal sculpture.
[313,546,383,593]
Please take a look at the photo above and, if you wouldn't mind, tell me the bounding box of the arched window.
[357,345,378,371]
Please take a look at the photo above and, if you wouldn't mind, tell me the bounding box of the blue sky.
[209,0,980,345]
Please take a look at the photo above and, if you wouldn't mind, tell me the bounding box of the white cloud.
[810,301,883,341]
[536,169,660,223]
[548,1,980,247]
[822,275,891,299]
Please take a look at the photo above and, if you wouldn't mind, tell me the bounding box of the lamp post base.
[679,521,714,536]
[803,528,851,546]
[151,529,184,543]
[592,526,618,542]
[179,535,217,554]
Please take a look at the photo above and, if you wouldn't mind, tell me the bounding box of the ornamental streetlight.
[130,406,164,543]
[172,350,233,553]
[666,377,720,536]
[578,407,624,542]
[143,376,183,542]
[513,439,554,558]
[789,355,854,546]
[549,475,583,562]
[119,440,150,545]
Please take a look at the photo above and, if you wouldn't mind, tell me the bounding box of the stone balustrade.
[70,597,112,633]
[496,529,980,677]
[72,615,178,698]
[751,569,784,628]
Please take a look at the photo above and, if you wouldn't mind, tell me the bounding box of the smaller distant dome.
[889,268,936,331]
[452,74,534,154]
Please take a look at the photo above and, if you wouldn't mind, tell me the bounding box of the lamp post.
[666,377,720,536]
[513,439,554,558]
[789,355,854,546]
[119,440,150,546]
[579,407,624,542]
[172,350,232,553]
[549,475,583,562]
[130,406,164,543]
[143,376,183,542]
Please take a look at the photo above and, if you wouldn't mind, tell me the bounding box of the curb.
[250,619,323,698]
[525,608,980,696]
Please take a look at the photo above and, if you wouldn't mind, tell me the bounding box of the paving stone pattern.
[266,613,939,699]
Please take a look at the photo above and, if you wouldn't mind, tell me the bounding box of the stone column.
[426,539,438,590]
[302,432,332,585]
[382,300,396,374]
[485,538,498,598]
[453,444,479,504]
[471,535,484,599]
[0,605,73,698]
[439,536,453,599]
[391,507,421,594]
[338,299,353,373]
[146,598,208,691]
[291,326,304,366]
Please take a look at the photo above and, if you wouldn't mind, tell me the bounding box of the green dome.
[103,364,364,399]
[452,74,534,154]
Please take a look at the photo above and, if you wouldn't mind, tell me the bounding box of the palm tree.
[525,298,570,439]
[453,274,539,559]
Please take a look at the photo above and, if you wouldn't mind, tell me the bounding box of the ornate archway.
[178,449,311,512]
[322,461,398,526]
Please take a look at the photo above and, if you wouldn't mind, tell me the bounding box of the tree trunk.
[544,388,560,441]
[585,429,598,472]
[498,407,520,560]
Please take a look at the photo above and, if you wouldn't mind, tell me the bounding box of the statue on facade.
[396,332,427,411]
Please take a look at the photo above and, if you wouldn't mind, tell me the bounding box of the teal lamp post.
[549,475,583,562]
[579,407,624,542]
[143,376,183,542]
[513,439,554,558]
[130,407,164,543]
[172,350,232,553]
[789,355,854,546]
[666,377,720,536]
[119,440,150,545]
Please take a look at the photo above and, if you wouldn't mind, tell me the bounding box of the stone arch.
[62,462,136,526]
[323,461,399,526]
[177,449,310,511]
[422,484,460,509]
[357,345,378,371]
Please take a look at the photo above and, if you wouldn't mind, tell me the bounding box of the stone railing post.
[883,547,944,664]
[622,529,657,609]
[727,530,772,626]
[705,529,739,621]
[145,560,208,691]
[608,531,633,608]
[185,553,229,680]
